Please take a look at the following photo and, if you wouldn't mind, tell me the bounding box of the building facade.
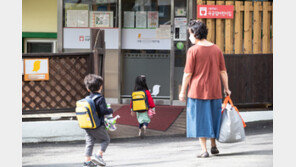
[23,0,273,106]
[22,0,58,53]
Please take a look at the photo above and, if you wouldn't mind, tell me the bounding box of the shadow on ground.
[23,163,81,167]
[215,149,273,157]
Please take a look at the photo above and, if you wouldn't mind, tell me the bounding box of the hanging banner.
[197,5,234,19]
[24,58,49,81]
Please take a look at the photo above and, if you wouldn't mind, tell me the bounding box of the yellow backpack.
[75,95,100,129]
[131,91,149,112]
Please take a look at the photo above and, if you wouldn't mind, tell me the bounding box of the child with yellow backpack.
[130,75,156,137]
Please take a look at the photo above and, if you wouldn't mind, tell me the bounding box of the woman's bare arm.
[220,71,231,96]
[179,72,192,101]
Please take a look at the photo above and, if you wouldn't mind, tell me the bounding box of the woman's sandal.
[197,151,209,158]
[211,146,219,155]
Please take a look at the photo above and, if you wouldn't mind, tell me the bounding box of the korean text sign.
[197,5,234,19]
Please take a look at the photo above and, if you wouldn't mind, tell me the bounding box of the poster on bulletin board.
[136,11,147,28]
[124,11,135,28]
[148,11,158,28]
[66,10,89,27]
[90,11,113,27]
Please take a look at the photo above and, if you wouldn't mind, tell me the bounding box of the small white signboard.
[122,29,171,50]
[63,28,91,49]
[24,58,49,81]
[174,17,187,41]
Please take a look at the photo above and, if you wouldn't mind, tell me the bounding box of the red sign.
[197,5,234,19]
[79,35,85,42]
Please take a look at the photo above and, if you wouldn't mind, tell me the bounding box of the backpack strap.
[91,94,101,101]
[143,90,149,108]
[86,94,101,114]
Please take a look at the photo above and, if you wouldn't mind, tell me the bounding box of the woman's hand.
[224,89,231,97]
[130,111,135,117]
[179,92,186,102]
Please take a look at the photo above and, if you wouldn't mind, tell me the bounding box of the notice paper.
[136,11,147,28]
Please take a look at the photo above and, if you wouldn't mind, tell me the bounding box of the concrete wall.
[22,0,57,32]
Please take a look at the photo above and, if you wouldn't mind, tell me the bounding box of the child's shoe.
[83,161,97,167]
[92,154,106,166]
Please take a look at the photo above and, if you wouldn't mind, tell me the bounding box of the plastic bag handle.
[223,96,234,107]
[222,96,246,128]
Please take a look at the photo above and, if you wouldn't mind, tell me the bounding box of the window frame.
[24,38,57,53]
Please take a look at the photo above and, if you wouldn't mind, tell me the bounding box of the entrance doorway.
[121,0,172,99]
[121,0,189,103]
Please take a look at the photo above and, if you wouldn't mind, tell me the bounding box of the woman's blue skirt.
[186,98,222,138]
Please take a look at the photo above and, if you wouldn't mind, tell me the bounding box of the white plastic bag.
[218,96,246,143]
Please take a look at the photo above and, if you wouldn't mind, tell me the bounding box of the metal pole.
[188,0,193,20]
[57,0,64,53]
[118,0,122,104]
[170,0,175,105]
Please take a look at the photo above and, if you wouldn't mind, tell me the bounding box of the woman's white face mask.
[189,33,196,44]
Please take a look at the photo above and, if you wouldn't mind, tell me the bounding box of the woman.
[179,20,231,158]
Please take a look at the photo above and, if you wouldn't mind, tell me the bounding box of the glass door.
[121,0,172,99]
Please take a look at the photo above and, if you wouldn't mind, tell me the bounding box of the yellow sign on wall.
[24,58,49,81]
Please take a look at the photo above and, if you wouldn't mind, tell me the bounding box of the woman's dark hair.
[134,75,149,91]
[188,20,208,40]
[84,74,103,92]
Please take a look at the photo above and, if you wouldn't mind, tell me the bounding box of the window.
[63,0,118,28]
[122,0,171,29]
[25,39,57,53]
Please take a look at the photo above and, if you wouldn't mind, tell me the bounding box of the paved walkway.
[22,121,273,167]
[23,104,273,142]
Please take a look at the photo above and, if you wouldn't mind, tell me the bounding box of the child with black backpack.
[130,75,156,137]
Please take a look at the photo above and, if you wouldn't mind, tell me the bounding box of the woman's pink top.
[184,44,227,99]
[130,90,155,109]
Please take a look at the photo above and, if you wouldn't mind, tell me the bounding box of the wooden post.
[253,1,262,54]
[234,1,243,54]
[216,1,225,52]
[244,1,252,54]
[91,29,105,76]
[206,1,215,43]
[263,1,271,53]
[271,4,273,53]
[91,29,105,95]
[225,1,234,54]
[196,0,205,23]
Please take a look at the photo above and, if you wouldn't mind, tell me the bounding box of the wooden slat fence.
[197,0,273,54]
[22,52,94,114]
[224,54,273,105]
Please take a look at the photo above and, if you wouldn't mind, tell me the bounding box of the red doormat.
[114,105,185,131]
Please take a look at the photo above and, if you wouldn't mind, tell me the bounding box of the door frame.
[169,0,175,105]
[170,0,192,104]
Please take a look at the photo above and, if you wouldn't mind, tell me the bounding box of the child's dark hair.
[188,20,208,40]
[134,75,149,91]
[84,74,103,92]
